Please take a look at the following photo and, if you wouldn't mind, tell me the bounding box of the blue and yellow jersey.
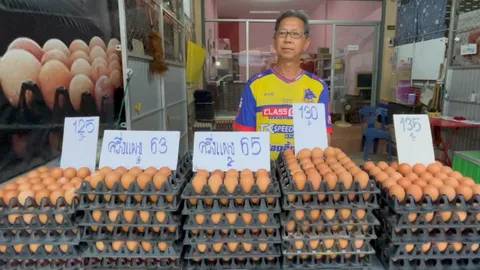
[233,69,332,160]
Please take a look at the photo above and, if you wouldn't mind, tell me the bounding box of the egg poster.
[0,0,125,182]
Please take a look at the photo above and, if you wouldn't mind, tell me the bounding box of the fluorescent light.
[249,10,281,14]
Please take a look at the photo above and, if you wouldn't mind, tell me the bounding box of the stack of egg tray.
[276,156,381,270]
[181,168,282,269]
[0,196,82,270]
[76,152,193,269]
[373,183,480,270]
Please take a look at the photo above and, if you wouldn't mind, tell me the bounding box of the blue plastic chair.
[360,106,393,161]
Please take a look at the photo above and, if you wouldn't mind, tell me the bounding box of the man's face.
[274,17,310,61]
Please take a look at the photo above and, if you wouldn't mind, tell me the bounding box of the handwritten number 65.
[240,137,261,156]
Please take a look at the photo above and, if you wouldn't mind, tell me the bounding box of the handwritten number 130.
[299,105,319,120]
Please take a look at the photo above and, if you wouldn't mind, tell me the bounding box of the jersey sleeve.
[233,83,256,131]
[318,81,333,134]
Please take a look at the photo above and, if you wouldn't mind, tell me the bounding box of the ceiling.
[216,0,326,19]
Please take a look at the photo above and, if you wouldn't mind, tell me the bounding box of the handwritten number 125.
[74,119,95,134]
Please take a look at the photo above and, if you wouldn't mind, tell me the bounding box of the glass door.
[331,25,378,123]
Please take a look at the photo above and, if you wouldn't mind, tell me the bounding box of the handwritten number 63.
[150,137,168,154]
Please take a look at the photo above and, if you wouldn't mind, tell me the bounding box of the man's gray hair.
[274,10,310,38]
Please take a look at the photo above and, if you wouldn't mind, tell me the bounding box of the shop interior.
[0,0,479,269]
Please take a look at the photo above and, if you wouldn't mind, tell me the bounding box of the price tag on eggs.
[193,131,270,171]
[99,130,180,169]
[393,114,435,166]
[60,117,100,173]
[293,103,328,150]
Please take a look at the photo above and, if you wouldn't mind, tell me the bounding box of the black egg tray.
[0,196,78,216]
[79,225,182,242]
[183,212,280,230]
[81,240,183,258]
[283,241,375,256]
[282,225,377,241]
[0,228,80,245]
[0,258,83,270]
[83,257,182,269]
[185,257,280,270]
[281,208,379,225]
[184,227,281,245]
[282,192,379,210]
[181,179,281,200]
[184,243,281,259]
[379,257,480,270]
[77,191,182,211]
[375,208,480,243]
[0,244,82,259]
[378,185,480,214]
[0,213,75,230]
[375,234,480,259]
[282,254,373,270]
[182,197,281,215]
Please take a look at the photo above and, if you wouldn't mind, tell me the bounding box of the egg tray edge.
[0,244,83,259]
[281,208,380,226]
[83,257,182,269]
[282,240,376,256]
[281,226,377,241]
[0,196,78,216]
[183,212,281,230]
[79,225,182,242]
[185,257,280,270]
[77,192,182,212]
[0,258,83,270]
[0,214,76,231]
[182,196,282,215]
[77,209,182,228]
[281,193,379,211]
[184,243,281,259]
[183,227,281,245]
[0,228,81,245]
[282,254,374,270]
[81,240,183,259]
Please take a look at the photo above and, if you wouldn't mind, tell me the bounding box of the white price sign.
[60,117,100,173]
[193,132,270,171]
[99,130,180,169]
[393,114,435,166]
[293,103,328,150]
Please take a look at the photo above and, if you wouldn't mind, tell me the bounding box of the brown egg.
[324,147,336,158]
[383,178,397,190]
[311,147,324,159]
[377,161,389,171]
[398,163,412,176]
[118,173,134,190]
[384,167,397,176]
[89,172,105,189]
[64,189,77,205]
[283,148,294,157]
[125,241,138,252]
[42,177,57,186]
[455,185,473,201]
[422,185,439,201]
[56,177,69,185]
[23,214,36,224]
[406,185,423,202]
[241,213,252,224]
[448,171,463,180]
[412,179,428,188]
[443,177,459,188]
[225,213,237,224]
[208,174,223,194]
[18,190,35,206]
[296,148,312,160]
[472,184,480,195]
[50,167,64,179]
[256,175,270,193]
[142,166,157,176]
[412,163,426,175]
[369,167,382,177]
[363,162,376,172]
[49,190,64,205]
[375,172,389,183]
[225,174,239,194]
[389,185,405,202]
[338,171,352,189]
[38,60,72,109]
[35,190,50,205]
[105,171,121,189]
[349,166,362,176]
[17,183,32,191]
[397,177,412,189]
[428,178,444,189]
[293,172,307,191]
[354,171,369,189]
[135,173,152,190]
[436,185,456,202]
[458,177,475,186]
[192,174,207,194]
[426,163,441,174]
[324,172,338,190]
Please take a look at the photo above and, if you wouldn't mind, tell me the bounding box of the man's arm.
[233,83,256,131]
[318,82,333,146]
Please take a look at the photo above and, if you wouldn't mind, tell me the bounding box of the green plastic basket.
[452,151,480,184]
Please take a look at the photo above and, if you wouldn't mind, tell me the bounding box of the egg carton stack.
[181,165,282,269]
[277,147,381,270]
[0,166,86,270]
[75,152,193,269]
[365,161,480,270]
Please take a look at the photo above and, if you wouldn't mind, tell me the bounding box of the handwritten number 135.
[150,137,168,154]
[400,117,421,132]
[299,105,319,120]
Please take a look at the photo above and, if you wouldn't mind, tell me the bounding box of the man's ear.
[303,37,311,51]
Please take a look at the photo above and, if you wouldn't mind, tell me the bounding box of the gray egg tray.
[185,257,280,270]
[0,244,82,259]
[282,241,375,256]
[282,254,373,270]
[184,243,281,259]
[0,258,83,270]
[282,193,379,211]
[183,212,280,231]
[81,240,182,259]
[83,257,182,269]
[77,209,181,228]
[183,227,281,245]
[0,196,78,216]
[0,229,80,245]
[281,208,380,225]
[282,225,377,242]
[182,196,281,215]
[0,213,75,230]
[79,225,182,242]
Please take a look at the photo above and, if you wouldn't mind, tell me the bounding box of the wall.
[380,0,397,101]
[204,0,218,78]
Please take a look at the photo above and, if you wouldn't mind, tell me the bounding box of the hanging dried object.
[147,5,168,75]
